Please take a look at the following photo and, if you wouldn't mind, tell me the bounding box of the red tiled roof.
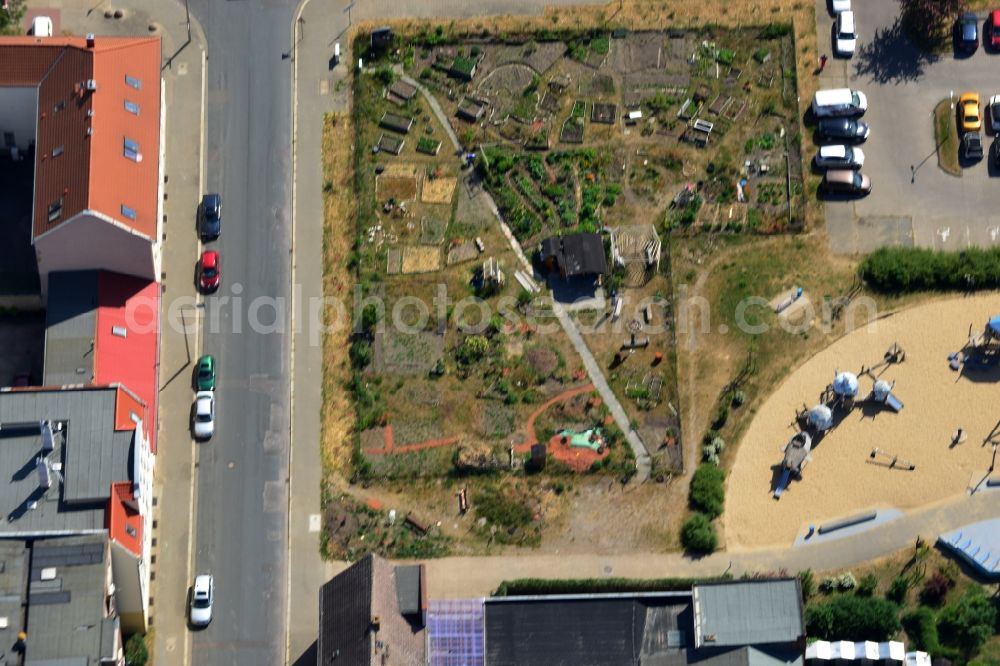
[0,36,161,240]
[107,481,143,557]
[94,272,159,453]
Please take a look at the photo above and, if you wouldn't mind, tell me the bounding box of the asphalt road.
[189,0,295,663]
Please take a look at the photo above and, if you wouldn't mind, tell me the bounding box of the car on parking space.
[959,92,982,132]
[957,13,979,52]
[190,574,214,626]
[198,250,220,293]
[192,391,215,440]
[835,11,857,56]
[991,137,1000,166]
[963,132,985,161]
[199,193,222,240]
[195,355,216,391]
[990,10,1000,48]
[817,118,870,142]
[821,169,871,195]
[815,145,865,169]
[811,88,867,117]
[831,0,850,12]
[989,94,1000,131]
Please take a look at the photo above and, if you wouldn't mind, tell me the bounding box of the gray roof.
[25,535,119,665]
[540,233,609,277]
[0,541,28,655]
[43,272,99,386]
[395,565,421,616]
[0,387,134,537]
[692,580,804,648]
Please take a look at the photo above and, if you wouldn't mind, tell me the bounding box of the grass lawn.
[935,99,961,177]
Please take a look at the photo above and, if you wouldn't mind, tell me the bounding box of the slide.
[773,468,791,499]
[885,394,904,412]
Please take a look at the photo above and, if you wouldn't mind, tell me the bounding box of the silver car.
[190,574,214,626]
[815,144,865,169]
[193,391,215,440]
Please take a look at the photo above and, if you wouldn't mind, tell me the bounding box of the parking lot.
[816,0,1000,252]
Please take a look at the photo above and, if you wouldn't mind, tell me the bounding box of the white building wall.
[34,211,156,299]
[0,87,38,152]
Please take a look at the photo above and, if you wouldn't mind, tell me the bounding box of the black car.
[199,193,222,240]
[991,137,1000,167]
[963,132,984,161]
[957,13,979,53]
[817,118,870,143]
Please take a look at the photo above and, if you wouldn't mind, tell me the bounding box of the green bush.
[857,573,879,597]
[473,486,532,531]
[860,246,1000,293]
[937,585,998,658]
[799,569,816,601]
[689,463,725,519]
[886,575,911,603]
[494,575,731,596]
[349,340,372,369]
[680,513,718,554]
[805,595,901,641]
[902,608,944,655]
[125,634,148,666]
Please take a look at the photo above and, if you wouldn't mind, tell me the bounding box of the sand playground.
[724,293,1000,549]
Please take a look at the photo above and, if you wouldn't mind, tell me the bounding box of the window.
[123,137,141,162]
[52,145,64,157]
[125,75,141,90]
[124,100,140,115]
[53,100,65,113]
[121,204,136,220]
[47,199,63,223]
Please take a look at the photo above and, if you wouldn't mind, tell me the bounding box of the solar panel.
[427,599,485,666]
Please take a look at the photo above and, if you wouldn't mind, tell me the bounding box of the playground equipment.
[869,447,916,471]
[866,379,904,412]
[807,404,834,431]
[774,431,813,499]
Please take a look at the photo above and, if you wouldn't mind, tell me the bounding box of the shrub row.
[860,246,1000,293]
[493,575,731,596]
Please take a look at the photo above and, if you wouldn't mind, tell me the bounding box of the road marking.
[309,514,321,532]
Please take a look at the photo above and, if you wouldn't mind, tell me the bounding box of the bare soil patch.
[421,176,457,204]
[400,245,442,273]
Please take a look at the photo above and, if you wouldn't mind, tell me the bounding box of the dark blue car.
[199,193,222,240]
[957,13,979,53]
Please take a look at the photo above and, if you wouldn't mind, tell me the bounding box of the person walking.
[820,54,828,71]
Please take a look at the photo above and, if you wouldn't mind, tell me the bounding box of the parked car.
[835,10,857,56]
[190,574,214,626]
[957,13,979,53]
[989,94,1000,132]
[815,145,865,169]
[821,169,872,195]
[192,391,215,440]
[195,355,216,391]
[959,92,982,132]
[991,137,1000,166]
[990,10,1000,48]
[811,88,867,117]
[199,193,222,240]
[831,0,850,12]
[198,250,220,292]
[817,118,870,142]
[963,132,985,161]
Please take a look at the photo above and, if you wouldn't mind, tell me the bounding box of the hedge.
[680,512,718,554]
[689,463,726,519]
[806,595,901,641]
[859,246,1000,293]
[493,575,732,596]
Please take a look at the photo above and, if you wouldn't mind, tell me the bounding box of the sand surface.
[725,294,1000,549]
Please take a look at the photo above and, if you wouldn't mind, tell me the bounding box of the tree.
[0,0,26,36]
[919,571,953,607]
[689,464,725,519]
[680,513,717,554]
[124,634,148,666]
[899,0,966,49]
[456,335,489,364]
[805,595,901,641]
[936,585,997,658]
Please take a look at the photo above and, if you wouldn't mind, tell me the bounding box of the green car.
[195,355,216,391]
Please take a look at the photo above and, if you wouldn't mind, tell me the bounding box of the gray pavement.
[818,0,1000,251]
[187,0,295,664]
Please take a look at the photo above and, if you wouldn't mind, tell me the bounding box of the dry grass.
[400,245,442,273]
[376,174,419,201]
[934,99,961,177]
[421,176,458,204]
[321,113,357,474]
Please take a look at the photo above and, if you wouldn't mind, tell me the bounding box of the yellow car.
[959,92,982,133]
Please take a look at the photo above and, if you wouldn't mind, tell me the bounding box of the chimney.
[86,33,95,48]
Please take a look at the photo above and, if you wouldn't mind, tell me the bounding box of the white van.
[811,88,867,118]
[31,16,53,37]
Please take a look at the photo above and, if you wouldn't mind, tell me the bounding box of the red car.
[198,250,220,292]
[992,10,1000,49]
